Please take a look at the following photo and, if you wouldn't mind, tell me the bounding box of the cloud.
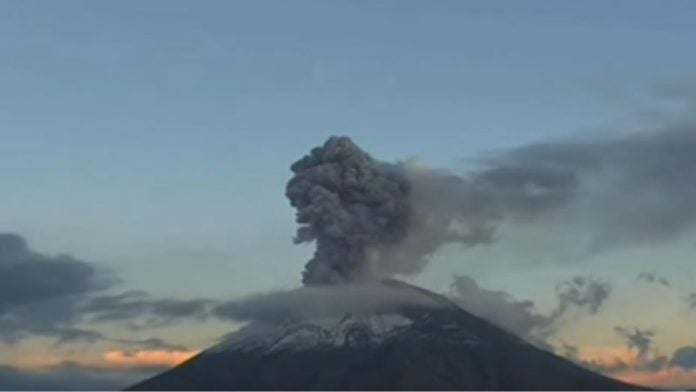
[0,233,221,349]
[470,124,696,252]
[446,275,549,340]
[213,282,443,323]
[564,345,696,390]
[614,326,655,358]
[111,337,189,352]
[552,276,611,317]
[0,233,113,305]
[0,234,114,310]
[670,346,696,370]
[0,234,116,344]
[558,330,696,389]
[446,274,611,347]
[79,291,216,329]
[637,272,670,287]
[561,344,635,374]
[686,293,696,309]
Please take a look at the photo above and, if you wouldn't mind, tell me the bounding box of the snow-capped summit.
[209,312,414,354]
[128,280,646,390]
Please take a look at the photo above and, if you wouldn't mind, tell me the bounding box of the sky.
[2,0,696,389]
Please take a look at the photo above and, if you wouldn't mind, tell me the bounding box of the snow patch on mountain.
[210,313,414,353]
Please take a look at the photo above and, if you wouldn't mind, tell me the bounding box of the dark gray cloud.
[614,326,655,358]
[472,125,696,252]
[0,296,105,344]
[0,361,163,391]
[0,233,216,347]
[79,291,215,329]
[0,233,114,311]
[552,276,611,318]
[213,282,443,323]
[111,337,188,352]
[0,234,116,344]
[637,272,670,287]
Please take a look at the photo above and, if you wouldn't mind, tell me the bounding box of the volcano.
[128,280,644,391]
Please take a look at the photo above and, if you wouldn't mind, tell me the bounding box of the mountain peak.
[128,281,647,391]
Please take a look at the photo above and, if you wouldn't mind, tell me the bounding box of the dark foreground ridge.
[128,280,647,391]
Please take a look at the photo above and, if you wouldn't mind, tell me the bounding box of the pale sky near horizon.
[2,0,696,389]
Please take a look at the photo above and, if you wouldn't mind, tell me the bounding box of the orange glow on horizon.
[573,345,696,389]
[101,350,198,368]
[4,349,199,372]
[573,344,637,371]
[6,344,696,389]
[612,368,696,388]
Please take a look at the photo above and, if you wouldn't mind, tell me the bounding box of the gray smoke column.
[286,136,499,285]
[286,136,412,285]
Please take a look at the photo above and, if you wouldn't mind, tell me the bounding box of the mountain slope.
[128,280,646,390]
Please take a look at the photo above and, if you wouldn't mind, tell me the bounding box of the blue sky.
[2,1,696,388]
[3,0,696,295]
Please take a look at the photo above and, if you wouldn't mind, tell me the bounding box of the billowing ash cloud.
[286,137,494,285]
[286,136,412,284]
[212,282,443,323]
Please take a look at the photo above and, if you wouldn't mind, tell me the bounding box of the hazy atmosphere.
[2,0,696,389]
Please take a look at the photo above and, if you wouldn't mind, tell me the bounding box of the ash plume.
[286,136,494,285]
[288,120,696,285]
[286,136,412,284]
